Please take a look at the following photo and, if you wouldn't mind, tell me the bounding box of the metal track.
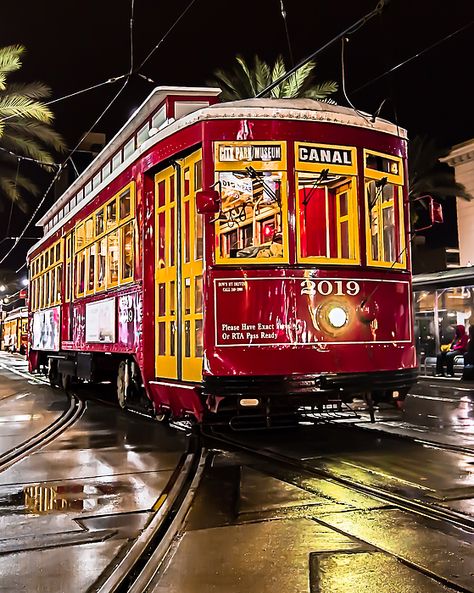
[0,392,85,472]
[94,442,206,593]
[205,429,474,533]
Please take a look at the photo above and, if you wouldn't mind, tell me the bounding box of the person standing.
[436,324,468,376]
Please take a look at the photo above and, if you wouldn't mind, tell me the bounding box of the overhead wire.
[0,0,138,265]
[279,0,294,66]
[352,20,474,94]
[256,0,388,98]
[136,0,198,76]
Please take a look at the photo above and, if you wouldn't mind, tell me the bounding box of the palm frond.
[0,45,25,90]
[254,56,271,95]
[1,81,51,100]
[236,55,256,96]
[303,81,339,99]
[281,60,316,98]
[0,134,56,169]
[6,120,66,152]
[0,95,53,123]
[270,55,286,98]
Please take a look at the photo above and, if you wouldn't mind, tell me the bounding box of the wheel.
[48,360,59,388]
[117,360,129,408]
[61,373,71,391]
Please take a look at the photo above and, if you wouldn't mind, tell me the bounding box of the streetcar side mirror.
[196,189,220,214]
[413,195,444,232]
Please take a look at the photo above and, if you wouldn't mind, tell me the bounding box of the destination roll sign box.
[298,145,352,165]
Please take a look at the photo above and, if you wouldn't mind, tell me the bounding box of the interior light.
[327,306,348,328]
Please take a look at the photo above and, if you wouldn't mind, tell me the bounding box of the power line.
[0,75,128,124]
[256,0,388,98]
[136,0,198,74]
[0,145,62,167]
[0,77,130,265]
[352,20,474,94]
[279,0,294,67]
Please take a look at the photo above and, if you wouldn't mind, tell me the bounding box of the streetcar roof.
[31,87,406,257]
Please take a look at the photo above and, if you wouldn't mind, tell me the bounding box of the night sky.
[1,0,472,270]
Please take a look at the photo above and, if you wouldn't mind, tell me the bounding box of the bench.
[422,354,464,377]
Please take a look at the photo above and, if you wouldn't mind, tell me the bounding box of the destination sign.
[218,144,282,162]
[298,145,353,165]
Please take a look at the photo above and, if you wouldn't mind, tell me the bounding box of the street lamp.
[0,285,6,292]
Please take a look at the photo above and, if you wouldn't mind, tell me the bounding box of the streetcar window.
[119,188,131,220]
[85,181,92,196]
[88,246,95,292]
[51,269,56,304]
[85,217,94,244]
[107,200,117,228]
[158,322,166,356]
[76,223,85,250]
[92,172,101,190]
[184,201,190,263]
[195,319,203,358]
[194,161,202,191]
[195,276,203,314]
[216,170,286,260]
[195,208,203,260]
[296,172,359,263]
[55,243,60,262]
[137,122,150,147]
[102,161,112,180]
[183,167,190,196]
[121,222,133,281]
[97,239,107,290]
[158,283,166,316]
[76,251,85,297]
[112,151,123,171]
[56,266,62,302]
[108,231,119,286]
[366,180,404,266]
[124,138,135,160]
[96,208,104,236]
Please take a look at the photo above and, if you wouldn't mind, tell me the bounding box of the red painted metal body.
[27,91,416,423]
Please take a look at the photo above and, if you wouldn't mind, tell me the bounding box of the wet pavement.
[1,351,474,591]
[0,353,188,592]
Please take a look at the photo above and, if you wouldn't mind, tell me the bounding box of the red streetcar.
[27,86,417,426]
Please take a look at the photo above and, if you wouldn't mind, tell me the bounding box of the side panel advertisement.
[32,306,61,351]
[85,298,116,343]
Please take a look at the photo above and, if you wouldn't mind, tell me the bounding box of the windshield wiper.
[302,168,330,206]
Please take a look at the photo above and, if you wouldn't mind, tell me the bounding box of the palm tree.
[408,135,471,202]
[209,54,338,102]
[0,45,65,211]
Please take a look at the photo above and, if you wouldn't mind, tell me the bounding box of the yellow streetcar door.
[154,150,204,382]
[180,151,204,383]
[155,166,178,379]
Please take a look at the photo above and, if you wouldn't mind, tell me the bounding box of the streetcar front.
[200,112,416,423]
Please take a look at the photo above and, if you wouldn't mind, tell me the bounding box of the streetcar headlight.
[327,306,348,328]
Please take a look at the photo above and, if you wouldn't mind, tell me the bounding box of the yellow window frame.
[364,150,406,269]
[295,173,360,265]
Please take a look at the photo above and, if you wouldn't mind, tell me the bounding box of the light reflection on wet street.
[1,353,474,592]
[0,353,188,592]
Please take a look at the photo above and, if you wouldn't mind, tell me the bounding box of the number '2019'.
[300,279,360,296]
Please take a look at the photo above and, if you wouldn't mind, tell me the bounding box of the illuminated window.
[107,200,117,229]
[119,188,131,220]
[108,231,119,286]
[296,172,359,263]
[96,208,104,236]
[97,239,107,291]
[121,222,133,281]
[216,170,286,260]
[85,217,94,244]
[364,150,405,268]
[87,246,95,292]
[76,251,85,297]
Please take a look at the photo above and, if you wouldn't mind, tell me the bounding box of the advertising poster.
[85,298,116,343]
[32,306,61,351]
